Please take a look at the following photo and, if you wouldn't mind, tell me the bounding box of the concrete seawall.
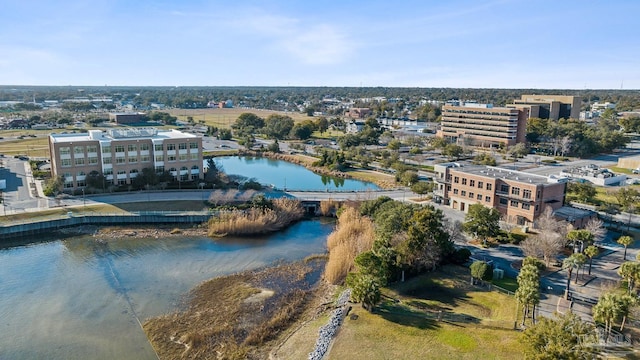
[0,213,214,239]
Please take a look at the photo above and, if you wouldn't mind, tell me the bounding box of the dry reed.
[319,199,340,217]
[324,207,375,284]
[207,198,304,237]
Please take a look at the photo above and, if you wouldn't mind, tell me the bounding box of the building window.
[74,158,85,166]
[469,180,475,187]
[536,190,541,199]
[522,203,531,210]
[446,185,451,191]
[88,157,98,165]
[179,154,188,161]
[168,155,176,162]
[103,157,112,164]
[477,194,482,200]
[478,181,483,189]
[469,192,474,198]
[87,145,97,153]
[462,178,467,185]
[499,198,508,205]
[104,168,113,175]
[190,153,198,160]
[461,190,466,196]
[454,176,459,184]
[129,169,138,177]
[114,145,125,153]
[500,184,509,193]
[487,183,492,190]
[453,189,459,195]
[511,187,520,196]
[140,143,150,151]
[155,154,164,162]
[74,146,84,154]
[523,189,532,199]
[510,200,518,207]
[102,145,111,153]
[61,158,72,167]
[154,144,163,151]
[167,144,176,151]
[141,155,150,162]
[116,156,125,164]
[128,144,137,152]
[189,142,198,149]
[128,156,137,163]
[179,143,187,150]
[485,196,491,202]
[155,165,165,173]
[60,147,70,155]
[535,205,539,211]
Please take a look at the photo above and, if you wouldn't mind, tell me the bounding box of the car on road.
[633,168,640,174]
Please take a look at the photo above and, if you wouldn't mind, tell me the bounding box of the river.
[0,219,334,359]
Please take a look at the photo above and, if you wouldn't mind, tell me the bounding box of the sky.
[1,0,639,89]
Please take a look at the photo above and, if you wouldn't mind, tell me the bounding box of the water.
[211,156,380,191]
[0,219,334,360]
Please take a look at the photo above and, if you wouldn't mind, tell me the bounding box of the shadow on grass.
[375,301,440,330]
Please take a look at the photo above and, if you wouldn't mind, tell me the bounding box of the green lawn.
[329,265,525,360]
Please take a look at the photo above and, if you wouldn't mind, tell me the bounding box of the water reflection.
[0,219,334,360]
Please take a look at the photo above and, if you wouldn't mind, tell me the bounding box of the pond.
[211,156,380,191]
[0,219,334,360]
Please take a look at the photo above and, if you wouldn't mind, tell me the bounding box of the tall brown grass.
[324,206,375,284]
[319,199,340,217]
[208,198,304,237]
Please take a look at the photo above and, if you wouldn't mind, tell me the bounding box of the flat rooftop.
[451,165,553,185]
[49,128,197,143]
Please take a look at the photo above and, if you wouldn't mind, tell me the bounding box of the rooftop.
[450,165,556,185]
[49,128,197,143]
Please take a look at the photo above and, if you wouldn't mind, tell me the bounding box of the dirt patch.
[56,224,209,240]
[143,259,327,360]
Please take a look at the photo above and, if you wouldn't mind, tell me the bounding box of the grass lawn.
[165,108,317,129]
[0,137,50,157]
[491,276,518,292]
[329,265,524,360]
[606,166,636,175]
[343,169,397,188]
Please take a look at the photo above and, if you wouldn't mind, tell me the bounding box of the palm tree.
[584,245,599,275]
[617,235,634,261]
[573,253,587,282]
[593,293,622,342]
[563,254,583,299]
[618,261,640,295]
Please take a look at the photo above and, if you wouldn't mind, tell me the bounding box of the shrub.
[449,248,472,264]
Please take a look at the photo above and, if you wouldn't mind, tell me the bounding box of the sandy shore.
[56,223,209,239]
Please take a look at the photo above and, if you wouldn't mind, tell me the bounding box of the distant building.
[109,112,144,125]
[433,163,567,226]
[345,120,366,134]
[49,128,203,191]
[507,94,581,120]
[559,165,626,186]
[346,108,372,119]
[438,103,527,148]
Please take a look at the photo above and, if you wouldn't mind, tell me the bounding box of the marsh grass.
[207,198,304,237]
[324,207,375,284]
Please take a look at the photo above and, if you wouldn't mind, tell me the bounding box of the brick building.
[433,163,567,226]
[507,94,581,120]
[49,128,203,190]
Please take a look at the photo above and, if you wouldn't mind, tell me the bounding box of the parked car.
[633,168,639,174]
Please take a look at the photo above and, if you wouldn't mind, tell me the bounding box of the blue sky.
[1,0,638,89]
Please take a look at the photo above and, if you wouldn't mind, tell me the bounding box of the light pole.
[82,188,85,209]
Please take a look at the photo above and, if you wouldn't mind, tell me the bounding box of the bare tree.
[560,136,572,157]
[584,218,606,244]
[444,219,466,244]
[551,137,561,156]
[524,207,570,266]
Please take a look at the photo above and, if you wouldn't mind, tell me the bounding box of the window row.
[453,176,492,190]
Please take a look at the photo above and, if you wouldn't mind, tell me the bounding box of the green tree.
[566,229,594,253]
[43,175,64,196]
[399,170,418,187]
[85,170,106,190]
[442,143,465,160]
[618,261,640,295]
[387,139,401,152]
[398,206,452,273]
[263,114,294,139]
[507,142,528,160]
[566,182,596,203]
[267,139,280,153]
[616,235,634,261]
[515,263,540,325]
[469,260,492,285]
[314,117,329,134]
[521,312,596,359]
[232,112,264,137]
[593,292,622,341]
[348,273,381,312]
[410,181,434,197]
[615,187,639,232]
[290,121,315,140]
[619,116,640,133]
[462,204,501,246]
[562,253,585,299]
[583,245,599,275]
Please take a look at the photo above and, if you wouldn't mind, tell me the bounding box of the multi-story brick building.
[49,128,203,190]
[507,94,580,120]
[438,103,528,148]
[433,163,567,226]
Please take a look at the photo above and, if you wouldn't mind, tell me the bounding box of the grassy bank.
[327,265,524,359]
[143,260,326,360]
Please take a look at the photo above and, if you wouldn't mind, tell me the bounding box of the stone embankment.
[308,289,351,360]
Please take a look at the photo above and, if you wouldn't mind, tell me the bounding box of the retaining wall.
[0,213,213,239]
